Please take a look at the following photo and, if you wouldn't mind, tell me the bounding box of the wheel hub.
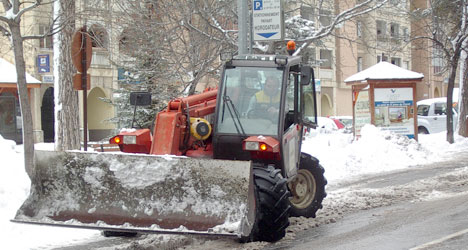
[289,169,317,209]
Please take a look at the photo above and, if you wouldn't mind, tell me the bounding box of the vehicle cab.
[212,54,317,179]
[417,97,458,134]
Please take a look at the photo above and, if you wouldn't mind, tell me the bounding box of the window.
[434,102,446,115]
[39,25,53,49]
[402,27,409,42]
[391,57,401,67]
[88,25,108,48]
[403,61,409,69]
[303,48,316,65]
[357,21,362,38]
[433,45,444,74]
[376,20,386,39]
[377,55,388,62]
[301,6,314,20]
[319,9,332,27]
[320,49,332,69]
[417,105,429,116]
[216,67,283,135]
[287,73,296,113]
[390,23,399,38]
[357,57,363,72]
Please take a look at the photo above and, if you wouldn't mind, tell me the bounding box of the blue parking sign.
[37,54,50,73]
[254,0,263,10]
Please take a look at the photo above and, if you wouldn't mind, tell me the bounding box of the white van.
[417,97,457,134]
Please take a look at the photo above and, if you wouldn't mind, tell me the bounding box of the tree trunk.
[446,58,459,144]
[459,51,468,137]
[10,23,35,178]
[54,0,80,151]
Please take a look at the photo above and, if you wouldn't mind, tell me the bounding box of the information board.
[252,0,284,41]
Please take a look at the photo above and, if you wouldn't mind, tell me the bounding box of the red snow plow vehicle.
[13,53,327,242]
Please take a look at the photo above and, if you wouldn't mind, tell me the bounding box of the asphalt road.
[267,153,468,250]
[268,192,468,250]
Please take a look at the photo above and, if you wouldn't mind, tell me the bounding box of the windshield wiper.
[223,95,247,137]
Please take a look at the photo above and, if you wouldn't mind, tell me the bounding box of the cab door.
[429,102,447,133]
[282,71,301,179]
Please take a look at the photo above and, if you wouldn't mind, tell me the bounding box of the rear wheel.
[289,153,327,218]
[241,166,290,242]
[418,127,429,134]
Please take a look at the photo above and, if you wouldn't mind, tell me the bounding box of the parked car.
[329,116,353,133]
[317,117,345,132]
[417,97,458,134]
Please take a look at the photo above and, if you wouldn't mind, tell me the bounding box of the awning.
[0,58,42,88]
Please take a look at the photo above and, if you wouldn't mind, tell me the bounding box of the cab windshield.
[217,67,283,136]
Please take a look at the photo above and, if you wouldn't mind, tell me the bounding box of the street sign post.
[252,0,284,41]
[71,26,92,151]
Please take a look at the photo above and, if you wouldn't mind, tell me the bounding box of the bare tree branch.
[294,0,389,55]
[14,0,42,22]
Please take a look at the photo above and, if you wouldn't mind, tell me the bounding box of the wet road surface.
[267,152,468,250]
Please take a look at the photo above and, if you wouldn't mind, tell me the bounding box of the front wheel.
[289,153,327,218]
[241,166,290,242]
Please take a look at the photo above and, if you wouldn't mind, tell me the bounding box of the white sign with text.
[252,0,284,41]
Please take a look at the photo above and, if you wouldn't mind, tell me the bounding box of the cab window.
[417,105,429,116]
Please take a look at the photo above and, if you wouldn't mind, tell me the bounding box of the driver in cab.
[247,76,281,118]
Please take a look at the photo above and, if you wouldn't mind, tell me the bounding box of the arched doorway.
[41,87,55,142]
[321,94,333,117]
[88,87,114,141]
[434,87,441,98]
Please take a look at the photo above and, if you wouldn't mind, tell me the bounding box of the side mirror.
[303,116,317,129]
[130,92,152,106]
[301,66,314,86]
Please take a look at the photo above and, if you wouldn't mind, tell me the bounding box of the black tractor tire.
[289,153,327,218]
[241,166,291,242]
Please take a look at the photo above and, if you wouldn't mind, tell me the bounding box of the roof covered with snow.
[345,62,424,83]
[0,58,41,84]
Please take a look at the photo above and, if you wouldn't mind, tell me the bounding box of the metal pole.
[82,26,88,151]
[238,0,248,55]
[249,5,254,54]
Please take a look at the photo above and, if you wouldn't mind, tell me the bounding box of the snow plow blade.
[13,150,255,237]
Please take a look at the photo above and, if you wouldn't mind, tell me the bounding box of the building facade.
[0,0,454,143]
[298,0,415,117]
[1,1,119,143]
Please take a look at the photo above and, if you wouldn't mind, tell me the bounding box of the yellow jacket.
[255,91,281,104]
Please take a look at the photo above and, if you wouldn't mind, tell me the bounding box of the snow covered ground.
[2,125,468,250]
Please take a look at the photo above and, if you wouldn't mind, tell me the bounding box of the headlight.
[245,141,259,151]
[123,135,137,144]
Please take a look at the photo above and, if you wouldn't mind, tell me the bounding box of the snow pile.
[302,124,466,184]
[0,135,28,221]
[0,136,99,250]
